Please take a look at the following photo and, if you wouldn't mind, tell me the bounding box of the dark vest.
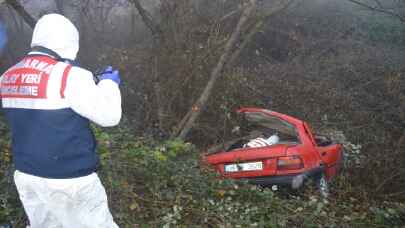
[0,55,98,178]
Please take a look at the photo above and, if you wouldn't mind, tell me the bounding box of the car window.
[242,112,301,144]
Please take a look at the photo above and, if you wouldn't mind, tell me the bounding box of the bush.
[94,127,405,227]
[1,124,404,227]
[0,117,24,226]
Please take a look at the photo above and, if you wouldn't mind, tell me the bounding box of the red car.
[205,108,343,196]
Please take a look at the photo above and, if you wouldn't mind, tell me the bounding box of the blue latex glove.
[0,22,7,53]
[99,66,121,85]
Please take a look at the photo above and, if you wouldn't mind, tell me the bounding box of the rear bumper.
[245,166,324,189]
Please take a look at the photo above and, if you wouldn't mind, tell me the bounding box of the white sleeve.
[64,67,122,127]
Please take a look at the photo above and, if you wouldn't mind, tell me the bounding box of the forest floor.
[0,125,404,227]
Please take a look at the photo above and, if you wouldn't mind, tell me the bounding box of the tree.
[130,0,294,140]
[130,0,258,138]
[174,0,257,140]
[174,0,294,139]
[129,0,168,132]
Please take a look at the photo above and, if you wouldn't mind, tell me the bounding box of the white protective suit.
[244,135,280,148]
[11,14,121,228]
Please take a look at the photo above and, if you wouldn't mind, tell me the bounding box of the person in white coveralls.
[0,14,121,228]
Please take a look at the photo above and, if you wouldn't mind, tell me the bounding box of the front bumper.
[245,166,324,189]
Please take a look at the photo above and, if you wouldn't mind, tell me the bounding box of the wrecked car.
[204,108,343,197]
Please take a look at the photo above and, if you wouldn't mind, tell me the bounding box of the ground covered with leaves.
[0,124,404,227]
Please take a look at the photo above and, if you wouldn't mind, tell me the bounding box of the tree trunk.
[175,0,257,140]
[130,0,166,131]
[5,0,36,29]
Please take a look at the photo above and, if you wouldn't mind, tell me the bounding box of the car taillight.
[277,156,303,170]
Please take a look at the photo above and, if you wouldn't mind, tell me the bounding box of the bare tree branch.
[228,0,294,67]
[348,0,405,22]
[219,8,243,22]
[5,0,36,28]
[129,0,162,42]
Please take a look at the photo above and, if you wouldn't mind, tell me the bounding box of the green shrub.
[0,117,24,226]
[0,124,404,227]
[94,127,405,227]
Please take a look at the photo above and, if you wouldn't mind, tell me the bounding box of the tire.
[316,173,330,198]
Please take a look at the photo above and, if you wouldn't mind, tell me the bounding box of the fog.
[1,0,405,205]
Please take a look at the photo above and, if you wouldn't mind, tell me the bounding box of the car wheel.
[316,173,329,198]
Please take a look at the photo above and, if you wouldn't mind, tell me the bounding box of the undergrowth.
[0,124,404,227]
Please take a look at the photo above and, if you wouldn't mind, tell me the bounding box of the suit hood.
[31,14,79,60]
